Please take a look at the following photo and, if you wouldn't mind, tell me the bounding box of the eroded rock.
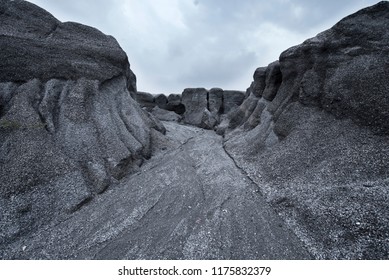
[0,0,164,246]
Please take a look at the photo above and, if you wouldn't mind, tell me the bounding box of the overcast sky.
[29,0,379,94]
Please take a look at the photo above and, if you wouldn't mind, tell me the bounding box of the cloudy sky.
[29,0,379,94]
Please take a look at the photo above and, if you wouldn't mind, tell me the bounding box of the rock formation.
[132,88,245,129]
[1,0,388,260]
[0,0,165,246]
[222,1,389,259]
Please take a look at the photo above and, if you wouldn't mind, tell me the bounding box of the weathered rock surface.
[130,91,155,110]
[151,107,183,122]
[132,88,245,129]
[0,122,311,260]
[0,0,164,247]
[181,88,216,129]
[223,1,389,259]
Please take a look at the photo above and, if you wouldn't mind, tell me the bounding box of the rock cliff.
[223,1,389,259]
[0,0,165,246]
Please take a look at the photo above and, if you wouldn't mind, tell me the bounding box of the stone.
[0,0,165,246]
[223,1,389,260]
[208,88,224,114]
[181,88,212,128]
[222,90,245,114]
[0,0,135,90]
[262,61,282,101]
[132,91,155,110]
[166,94,185,115]
[155,94,168,109]
[151,107,183,122]
[251,67,267,97]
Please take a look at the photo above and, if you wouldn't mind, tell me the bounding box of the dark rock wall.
[0,0,164,245]
[225,1,389,136]
[223,1,389,259]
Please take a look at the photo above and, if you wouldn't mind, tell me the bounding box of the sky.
[28,0,380,94]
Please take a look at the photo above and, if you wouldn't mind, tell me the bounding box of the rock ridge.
[0,0,165,246]
[132,88,245,129]
[222,1,389,259]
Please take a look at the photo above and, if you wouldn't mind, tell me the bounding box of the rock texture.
[0,0,164,246]
[223,1,389,259]
[0,122,311,260]
[132,88,245,129]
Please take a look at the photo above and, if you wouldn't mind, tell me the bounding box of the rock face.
[223,1,389,259]
[0,0,165,246]
[132,88,245,129]
[181,88,215,129]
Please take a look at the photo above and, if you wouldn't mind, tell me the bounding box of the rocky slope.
[0,0,165,247]
[222,1,389,259]
[1,122,311,259]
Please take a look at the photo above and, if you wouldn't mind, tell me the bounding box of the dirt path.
[2,122,312,259]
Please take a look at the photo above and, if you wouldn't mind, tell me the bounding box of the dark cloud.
[28,0,380,93]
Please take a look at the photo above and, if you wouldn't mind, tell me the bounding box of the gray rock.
[0,0,164,246]
[181,88,216,129]
[262,61,282,101]
[132,91,155,110]
[2,0,388,261]
[251,67,267,97]
[277,1,389,134]
[223,1,389,259]
[0,122,312,260]
[151,107,183,122]
[155,94,168,109]
[222,90,245,114]
[166,94,185,115]
[208,88,224,114]
[0,0,135,90]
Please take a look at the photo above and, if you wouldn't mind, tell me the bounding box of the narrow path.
[4,122,312,259]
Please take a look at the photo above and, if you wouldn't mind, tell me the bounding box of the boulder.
[154,94,168,109]
[181,88,216,129]
[166,94,185,115]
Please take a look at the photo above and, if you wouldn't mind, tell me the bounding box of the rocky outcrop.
[132,88,245,129]
[0,0,165,246]
[223,1,389,259]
